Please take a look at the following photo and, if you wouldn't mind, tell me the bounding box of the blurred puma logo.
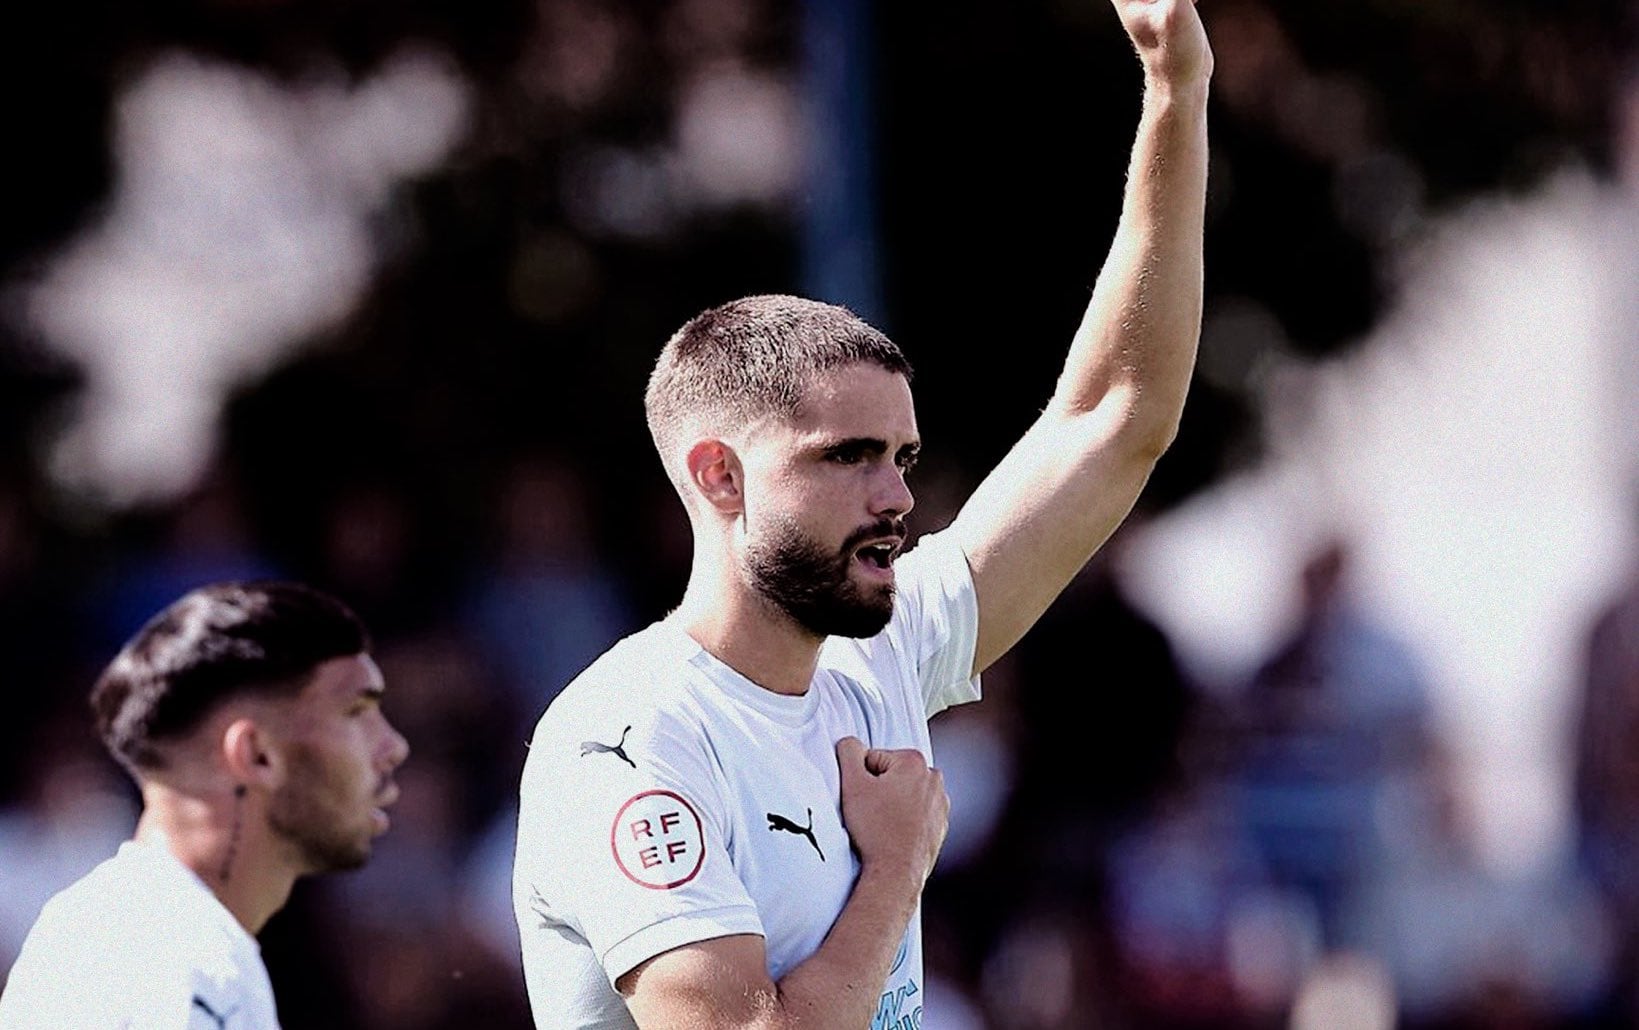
[580,725,636,769]
[191,995,236,1028]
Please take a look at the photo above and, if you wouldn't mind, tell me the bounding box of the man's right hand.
[835,737,949,884]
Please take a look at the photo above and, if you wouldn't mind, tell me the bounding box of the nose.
[871,463,914,519]
[381,719,411,772]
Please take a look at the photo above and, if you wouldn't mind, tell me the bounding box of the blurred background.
[2,0,1639,1026]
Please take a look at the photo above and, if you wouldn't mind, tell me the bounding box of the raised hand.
[1110,0,1213,86]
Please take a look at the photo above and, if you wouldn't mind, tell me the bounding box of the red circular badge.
[609,790,706,890]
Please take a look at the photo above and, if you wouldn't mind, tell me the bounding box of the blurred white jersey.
[514,530,981,1030]
[0,837,280,1029]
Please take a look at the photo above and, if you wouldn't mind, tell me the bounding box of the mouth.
[852,537,904,576]
[371,781,400,833]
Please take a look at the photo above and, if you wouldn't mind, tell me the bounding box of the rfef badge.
[610,789,706,889]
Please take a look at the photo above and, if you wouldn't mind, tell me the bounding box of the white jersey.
[514,530,982,1029]
[0,837,280,1030]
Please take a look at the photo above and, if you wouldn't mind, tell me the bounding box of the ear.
[222,716,284,792]
[685,439,744,515]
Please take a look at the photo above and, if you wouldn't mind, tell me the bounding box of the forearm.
[948,37,1212,672]
[624,742,946,1030]
[1051,71,1210,452]
[621,863,924,1030]
[770,862,922,1028]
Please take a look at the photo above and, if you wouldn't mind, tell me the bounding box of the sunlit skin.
[675,363,921,696]
[740,364,922,637]
[625,2,1212,1022]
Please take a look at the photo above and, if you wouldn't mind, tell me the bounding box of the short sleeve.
[884,529,982,717]
[524,707,765,986]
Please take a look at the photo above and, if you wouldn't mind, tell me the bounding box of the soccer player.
[512,0,1212,1026]
[0,581,409,1029]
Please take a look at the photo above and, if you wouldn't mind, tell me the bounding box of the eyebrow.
[357,684,387,703]
[817,437,922,459]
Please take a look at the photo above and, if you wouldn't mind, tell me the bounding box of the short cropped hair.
[91,581,369,774]
[644,295,912,481]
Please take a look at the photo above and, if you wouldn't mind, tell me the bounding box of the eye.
[825,445,867,465]
[896,450,920,473]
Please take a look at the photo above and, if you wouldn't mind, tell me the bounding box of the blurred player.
[0,581,409,1029]
[513,0,1212,1026]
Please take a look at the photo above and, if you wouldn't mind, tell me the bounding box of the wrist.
[856,854,927,897]
[1142,71,1211,111]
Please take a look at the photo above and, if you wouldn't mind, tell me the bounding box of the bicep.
[950,403,1157,674]
[618,934,782,1030]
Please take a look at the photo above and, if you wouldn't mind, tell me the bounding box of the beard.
[267,743,374,873]
[745,514,903,639]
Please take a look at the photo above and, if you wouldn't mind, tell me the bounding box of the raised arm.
[616,739,947,1029]
[949,0,1213,674]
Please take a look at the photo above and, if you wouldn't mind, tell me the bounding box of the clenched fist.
[835,736,949,885]
[1111,0,1213,86]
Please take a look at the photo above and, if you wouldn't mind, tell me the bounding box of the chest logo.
[581,725,636,769]
[767,808,824,861]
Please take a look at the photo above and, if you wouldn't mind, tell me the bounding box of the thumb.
[835,736,866,783]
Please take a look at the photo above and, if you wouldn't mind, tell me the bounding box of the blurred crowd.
[5,463,1639,1029]
[4,0,1639,1027]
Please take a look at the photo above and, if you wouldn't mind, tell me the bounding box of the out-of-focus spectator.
[1105,783,1268,1027]
[464,455,635,719]
[994,524,1197,876]
[1223,538,1431,949]
[1347,754,1613,1026]
[1288,953,1397,1030]
[979,904,1119,1030]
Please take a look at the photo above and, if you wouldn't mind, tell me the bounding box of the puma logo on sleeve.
[579,725,636,769]
[191,995,236,1028]
[766,808,824,861]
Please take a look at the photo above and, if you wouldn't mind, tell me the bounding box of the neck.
[674,549,824,697]
[136,783,299,935]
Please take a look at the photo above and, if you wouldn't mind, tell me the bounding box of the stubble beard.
[745,515,900,639]
[267,744,373,874]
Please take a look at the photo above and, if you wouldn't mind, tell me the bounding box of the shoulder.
[25,849,171,944]
[1,861,198,1023]
[891,529,975,605]
[521,622,725,808]
[530,622,707,745]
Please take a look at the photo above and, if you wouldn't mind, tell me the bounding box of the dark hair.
[644,295,912,470]
[91,581,369,773]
